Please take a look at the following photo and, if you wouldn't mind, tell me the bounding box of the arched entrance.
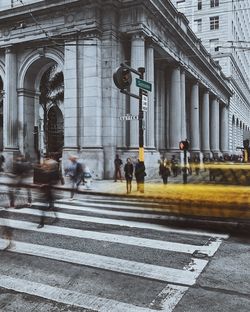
[48,106,64,157]
[18,49,64,161]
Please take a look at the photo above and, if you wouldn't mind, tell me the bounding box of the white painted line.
[0,239,208,285]
[58,197,162,208]
[150,284,188,312]
[0,218,223,256]
[36,202,180,220]
[6,207,229,239]
[56,200,169,212]
[0,274,154,312]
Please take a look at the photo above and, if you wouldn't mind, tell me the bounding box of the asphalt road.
[0,188,249,312]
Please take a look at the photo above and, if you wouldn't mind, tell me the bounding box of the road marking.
[0,239,207,285]
[35,202,175,219]
[150,284,188,311]
[0,274,154,312]
[58,198,164,208]
[5,207,229,239]
[0,218,223,256]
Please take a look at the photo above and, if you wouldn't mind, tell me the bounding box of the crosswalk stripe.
[149,284,188,311]
[58,197,163,207]
[5,207,229,238]
[35,202,175,220]
[0,239,208,285]
[0,218,222,256]
[48,200,169,213]
[0,274,154,312]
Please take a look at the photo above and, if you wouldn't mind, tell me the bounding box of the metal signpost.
[113,63,152,162]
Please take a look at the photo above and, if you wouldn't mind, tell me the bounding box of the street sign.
[119,114,139,121]
[136,78,152,92]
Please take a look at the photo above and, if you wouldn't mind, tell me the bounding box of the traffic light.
[243,139,249,149]
[113,65,132,90]
[179,140,189,151]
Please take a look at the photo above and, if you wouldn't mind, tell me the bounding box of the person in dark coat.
[114,154,123,182]
[135,159,146,193]
[37,157,59,228]
[124,158,133,194]
[159,159,171,184]
[0,154,5,172]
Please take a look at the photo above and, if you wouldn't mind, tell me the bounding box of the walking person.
[159,159,171,185]
[135,159,146,193]
[124,158,133,194]
[9,154,32,208]
[65,155,83,200]
[0,153,5,172]
[37,157,59,228]
[171,155,178,177]
[114,154,123,182]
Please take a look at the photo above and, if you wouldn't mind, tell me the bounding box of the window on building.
[194,19,202,32]
[209,38,219,52]
[210,16,219,30]
[198,0,202,10]
[210,0,219,8]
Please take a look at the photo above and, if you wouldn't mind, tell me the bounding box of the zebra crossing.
[0,195,229,312]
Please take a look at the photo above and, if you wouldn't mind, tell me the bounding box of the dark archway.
[48,106,64,156]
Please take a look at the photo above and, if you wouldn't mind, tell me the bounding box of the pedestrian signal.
[179,140,189,151]
[113,66,132,90]
[243,139,249,148]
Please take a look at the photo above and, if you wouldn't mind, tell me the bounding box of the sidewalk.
[1,172,250,221]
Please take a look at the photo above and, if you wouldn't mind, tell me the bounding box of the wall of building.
[0,0,233,178]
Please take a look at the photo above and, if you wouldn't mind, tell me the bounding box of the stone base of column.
[119,148,160,179]
[211,150,222,158]
[3,148,20,172]
[63,147,104,179]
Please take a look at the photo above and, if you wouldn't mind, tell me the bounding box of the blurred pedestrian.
[65,155,83,199]
[194,155,200,175]
[114,154,123,182]
[0,153,5,172]
[159,159,171,184]
[135,159,146,193]
[9,154,32,208]
[171,155,178,177]
[124,158,133,194]
[37,157,59,228]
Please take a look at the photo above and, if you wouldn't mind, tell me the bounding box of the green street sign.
[136,78,152,92]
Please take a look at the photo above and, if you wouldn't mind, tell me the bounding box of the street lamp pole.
[138,67,145,162]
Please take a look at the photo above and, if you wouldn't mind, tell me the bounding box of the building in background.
[0,0,234,177]
[173,0,250,153]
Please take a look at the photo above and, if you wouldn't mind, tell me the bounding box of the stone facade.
[0,0,232,178]
[173,0,250,154]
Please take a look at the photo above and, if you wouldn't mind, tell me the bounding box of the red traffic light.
[113,66,132,90]
[179,140,189,150]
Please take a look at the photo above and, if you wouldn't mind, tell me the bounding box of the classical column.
[64,41,79,149]
[221,104,229,153]
[155,67,166,150]
[169,66,181,150]
[180,68,187,140]
[79,37,102,148]
[190,81,200,151]
[130,33,145,148]
[4,47,18,151]
[145,43,155,149]
[201,90,210,152]
[210,97,220,152]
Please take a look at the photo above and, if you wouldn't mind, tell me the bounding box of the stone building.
[173,0,250,153]
[0,0,232,178]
